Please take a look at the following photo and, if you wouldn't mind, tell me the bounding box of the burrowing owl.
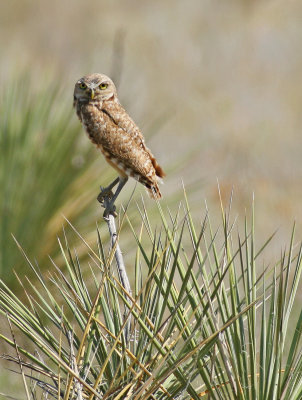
[73,73,165,216]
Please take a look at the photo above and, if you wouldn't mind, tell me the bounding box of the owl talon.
[97,187,114,204]
[97,190,117,217]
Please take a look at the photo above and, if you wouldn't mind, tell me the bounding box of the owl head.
[73,73,118,104]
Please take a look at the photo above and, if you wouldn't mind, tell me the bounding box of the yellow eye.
[79,82,87,89]
[99,83,108,90]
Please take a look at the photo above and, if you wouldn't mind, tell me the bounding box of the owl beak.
[88,88,95,99]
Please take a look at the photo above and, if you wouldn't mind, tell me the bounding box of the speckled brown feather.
[74,74,165,199]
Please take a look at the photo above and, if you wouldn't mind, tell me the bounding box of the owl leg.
[97,177,120,203]
[100,176,128,218]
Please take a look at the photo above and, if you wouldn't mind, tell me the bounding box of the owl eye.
[79,83,87,89]
[99,83,108,90]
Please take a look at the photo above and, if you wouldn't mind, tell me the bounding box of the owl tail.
[146,182,162,199]
[144,150,165,199]
[149,152,165,179]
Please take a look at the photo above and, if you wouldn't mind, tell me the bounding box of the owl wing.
[101,101,146,148]
[100,101,165,179]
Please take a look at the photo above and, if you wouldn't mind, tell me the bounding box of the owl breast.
[77,101,129,177]
[77,102,106,146]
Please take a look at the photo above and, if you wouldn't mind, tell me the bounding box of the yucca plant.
[0,192,301,399]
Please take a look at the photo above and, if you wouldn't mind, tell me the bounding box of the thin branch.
[102,198,132,344]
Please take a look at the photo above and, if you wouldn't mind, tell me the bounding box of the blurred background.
[1,0,302,395]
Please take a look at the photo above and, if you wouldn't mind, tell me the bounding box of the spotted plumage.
[73,73,165,201]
